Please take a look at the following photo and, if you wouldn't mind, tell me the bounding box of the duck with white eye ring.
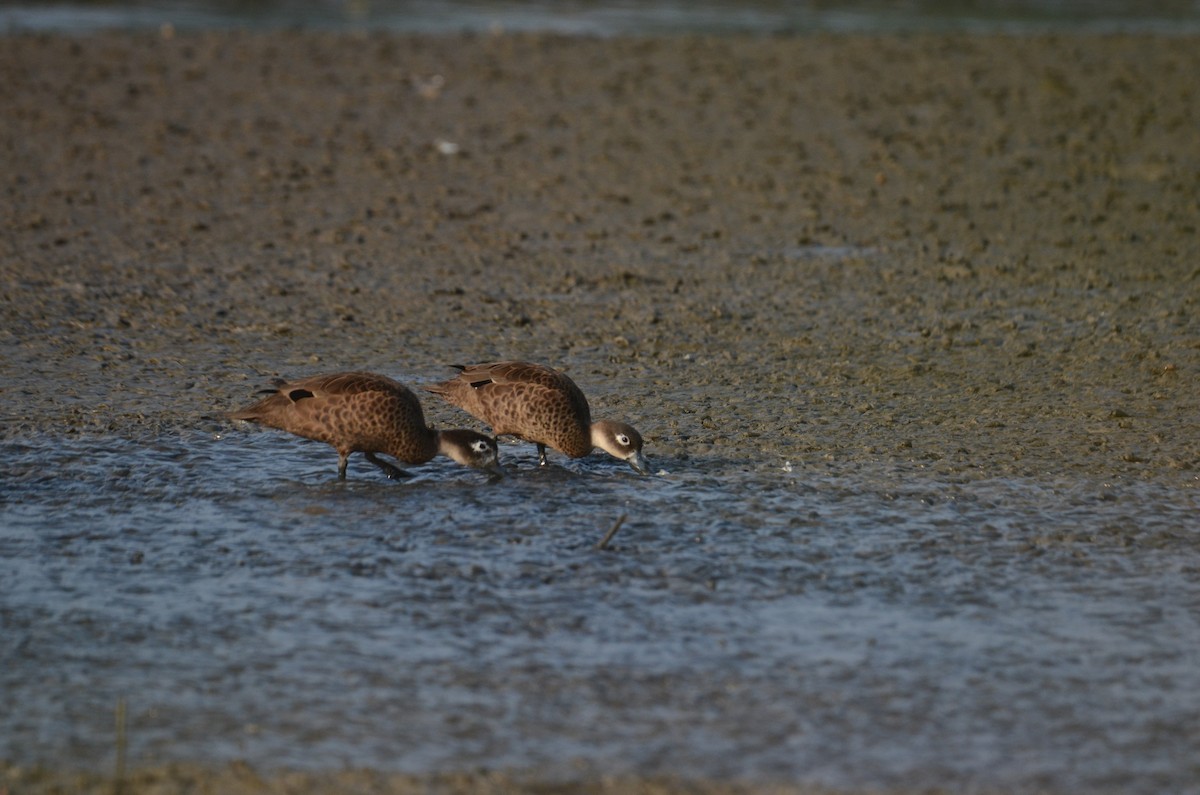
[425,360,650,474]
[229,371,504,480]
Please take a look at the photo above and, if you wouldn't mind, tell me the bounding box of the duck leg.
[536,443,548,467]
[364,452,410,479]
[337,451,350,480]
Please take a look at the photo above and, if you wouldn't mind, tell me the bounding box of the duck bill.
[627,451,651,475]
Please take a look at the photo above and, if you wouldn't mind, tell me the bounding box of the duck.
[425,360,650,475]
[229,371,503,480]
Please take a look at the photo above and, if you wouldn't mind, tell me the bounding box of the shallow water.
[2,431,1198,792]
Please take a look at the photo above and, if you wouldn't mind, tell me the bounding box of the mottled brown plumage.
[425,361,650,474]
[229,371,502,480]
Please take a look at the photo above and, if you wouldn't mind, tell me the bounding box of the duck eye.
[616,434,630,446]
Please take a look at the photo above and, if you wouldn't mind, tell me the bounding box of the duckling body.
[425,361,649,474]
[230,371,502,479]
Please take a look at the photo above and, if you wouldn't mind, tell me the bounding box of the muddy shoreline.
[3,762,828,795]
[3,30,1199,792]
[4,31,1199,482]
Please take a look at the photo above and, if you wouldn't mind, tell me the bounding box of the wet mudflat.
[2,29,1199,795]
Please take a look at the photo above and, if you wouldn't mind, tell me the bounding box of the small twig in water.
[596,513,627,551]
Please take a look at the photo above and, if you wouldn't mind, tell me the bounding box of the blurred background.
[4,0,1200,35]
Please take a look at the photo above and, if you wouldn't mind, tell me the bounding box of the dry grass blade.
[114,698,128,795]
